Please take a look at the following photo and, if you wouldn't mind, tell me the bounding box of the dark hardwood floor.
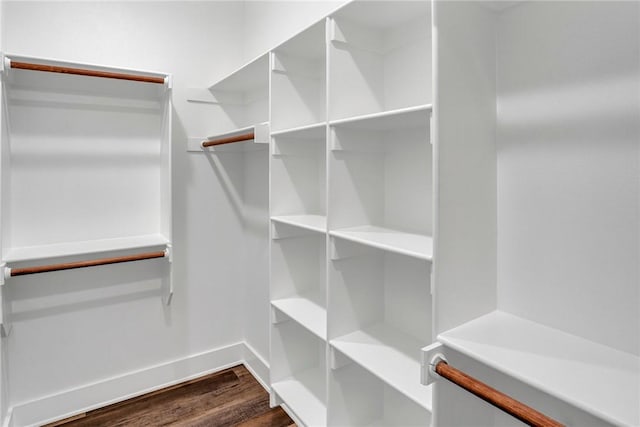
[45,365,295,427]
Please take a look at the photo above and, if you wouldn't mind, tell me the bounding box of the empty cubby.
[271,316,327,426]
[271,21,327,132]
[328,1,432,120]
[270,124,327,232]
[328,360,431,426]
[270,223,326,339]
[329,237,432,408]
[328,108,432,260]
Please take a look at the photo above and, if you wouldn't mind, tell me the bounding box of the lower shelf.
[436,310,640,426]
[331,322,433,412]
[272,367,327,427]
[330,226,433,261]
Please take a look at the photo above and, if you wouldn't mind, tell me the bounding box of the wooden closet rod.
[202,132,255,148]
[9,60,166,84]
[10,250,167,277]
[434,361,565,427]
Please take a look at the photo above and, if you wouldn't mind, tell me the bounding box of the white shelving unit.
[0,54,173,318]
[269,2,434,424]
[185,1,639,426]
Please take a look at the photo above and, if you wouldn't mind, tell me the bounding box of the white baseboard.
[10,342,246,427]
[242,342,270,392]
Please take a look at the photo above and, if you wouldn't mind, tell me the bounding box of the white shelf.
[330,226,433,261]
[331,322,433,412]
[271,122,326,138]
[272,367,327,427]
[271,215,326,234]
[330,104,432,131]
[437,311,640,427]
[271,290,326,340]
[3,234,170,263]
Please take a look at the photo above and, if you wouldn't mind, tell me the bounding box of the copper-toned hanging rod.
[10,60,165,84]
[434,361,564,427]
[202,132,255,148]
[9,250,167,277]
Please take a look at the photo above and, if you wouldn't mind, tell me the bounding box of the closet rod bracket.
[162,244,173,306]
[421,341,445,386]
[0,263,11,337]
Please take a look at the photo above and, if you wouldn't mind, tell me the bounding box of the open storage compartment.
[329,107,433,260]
[328,1,431,120]
[271,315,327,426]
[329,237,432,411]
[271,21,326,132]
[329,360,430,426]
[271,124,327,233]
[270,223,326,339]
[426,1,640,426]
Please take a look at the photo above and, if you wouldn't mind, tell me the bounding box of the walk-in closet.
[0,1,637,426]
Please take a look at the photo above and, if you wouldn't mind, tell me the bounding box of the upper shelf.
[3,54,170,102]
[436,311,640,426]
[3,234,170,264]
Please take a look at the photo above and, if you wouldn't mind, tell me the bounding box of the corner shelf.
[331,322,433,412]
[330,226,433,261]
[435,311,640,427]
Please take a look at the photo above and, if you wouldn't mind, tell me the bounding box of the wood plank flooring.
[45,365,295,427]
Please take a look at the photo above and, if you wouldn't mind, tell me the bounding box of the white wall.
[1,1,249,422]
[496,0,640,356]
[242,0,346,61]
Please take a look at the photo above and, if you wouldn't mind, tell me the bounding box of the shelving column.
[268,20,329,427]
[326,1,435,425]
